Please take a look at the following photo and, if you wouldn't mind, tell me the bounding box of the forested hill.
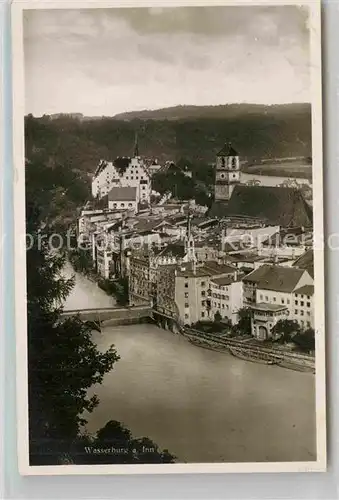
[25,103,311,172]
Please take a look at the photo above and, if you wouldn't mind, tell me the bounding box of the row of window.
[295,300,311,307]
[212,293,230,301]
[259,295,290,305]
[112,202,134,208]
[295,310,311,317]
[213,302,230,310]
[294,293,311,299]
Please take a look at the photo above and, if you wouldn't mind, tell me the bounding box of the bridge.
[61,305,152,327]
[60,304,182,332]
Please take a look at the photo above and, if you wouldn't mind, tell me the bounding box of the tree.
[293,328,315,353]
[271,319,301,343]
[233,307,252,336]
[214,311,222,323]
[73,420,176,464]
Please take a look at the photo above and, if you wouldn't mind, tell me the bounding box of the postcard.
[12,0,326,474]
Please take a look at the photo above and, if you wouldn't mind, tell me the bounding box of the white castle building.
[91,134,151,205]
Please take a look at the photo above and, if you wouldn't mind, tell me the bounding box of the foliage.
[293,328,315,353]
[72,420,176,464]
[232,307,252,336]
[69,248,93,275]
[98,277,129,306]
[271,319,301,344]
[214,311,222,323]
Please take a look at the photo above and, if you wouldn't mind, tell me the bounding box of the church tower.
[133,131,139,158]
[214,142,240,201]
[184,213,196,263]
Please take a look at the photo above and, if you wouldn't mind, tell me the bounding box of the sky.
[24,6,311,117]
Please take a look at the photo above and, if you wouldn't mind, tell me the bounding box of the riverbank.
[181,328,315,373]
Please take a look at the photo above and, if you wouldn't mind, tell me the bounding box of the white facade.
[292,287,314,329]
[210,279,243,324]
[108,199,137,212]
[92,156,151,204]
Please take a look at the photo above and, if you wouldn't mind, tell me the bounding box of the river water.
[63,263,316,463]
[241,172,311,187]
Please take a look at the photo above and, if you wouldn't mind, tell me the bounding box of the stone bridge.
[61,305,152,327]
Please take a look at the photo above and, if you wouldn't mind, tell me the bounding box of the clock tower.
[214,142,240,201]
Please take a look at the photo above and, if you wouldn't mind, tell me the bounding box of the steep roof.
[244,264,306,293]
[292,249,314,278]
[224,185,313,227]
[108,186,137,202]
[217,142,238,157]
[211,276,236,286]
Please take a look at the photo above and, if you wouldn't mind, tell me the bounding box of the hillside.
[25,103,312,173]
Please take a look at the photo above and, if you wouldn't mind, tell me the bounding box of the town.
[73,135,315,360]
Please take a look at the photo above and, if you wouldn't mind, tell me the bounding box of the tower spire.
[134,131,139,157]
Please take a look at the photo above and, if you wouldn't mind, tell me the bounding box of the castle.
[91,134,151,205]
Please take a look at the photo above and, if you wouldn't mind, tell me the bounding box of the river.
[63,263,316,463]
[241,172,311,187]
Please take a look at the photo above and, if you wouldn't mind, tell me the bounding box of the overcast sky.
[24,6,310,117]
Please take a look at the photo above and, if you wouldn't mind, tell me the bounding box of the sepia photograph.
[12,0,325,474]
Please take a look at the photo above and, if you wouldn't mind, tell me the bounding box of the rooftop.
[294,285,314,296]
[251,302,288,312]
[243,264,307,293]
[216,142,238,157]
[108,186,137,202]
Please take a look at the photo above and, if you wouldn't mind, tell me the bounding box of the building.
[210,275,243,324]
[292,249,314,278]
[292,284,314,329]
[107,186,137,212]
[175,261,239,326]
[211,184,313,228]
[214,142,240,202]
[250,303,288,341]
[91,136,151,204]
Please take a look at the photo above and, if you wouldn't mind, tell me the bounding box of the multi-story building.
[175,261,239,326]
[292,284,314,329]
[250,304,289,341]
[210,275,243,324]
[91,137,151,204]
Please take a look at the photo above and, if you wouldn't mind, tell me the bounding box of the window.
[300,310,304,316]
[201,281,206,287]
[265,296,268,301]
[273,297,276,302]
[307,302,311,307]
[281,298,285,304]
[222,304,225,309]
[226,305,229,310]
[301,320,304,327]
[287,299,290,304]
[225,295,229,301]
[185,314,189,319]
[113,203,117,208]
[128,203,132,207]
[131,177,134,180]
[201,291,206,297]
[185,292,188,298]
[260,294,263,300]
[201,312,205,318]
[136,176,139,180]
[295,309,298,315]
[201,301,205,306]
[295,300,298,305]
[126,176,129,180]
[300,301,304,306]
[307,295,310,300]
[184,283,188,288]
[222,295,225,300]
[121,203,125,208]
[307,321,311,328]
[220,174,225,179]
[185,303,189,308]
[307,311,311,317]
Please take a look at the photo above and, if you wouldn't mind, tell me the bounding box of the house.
[175,261,238,326]
[108,186,137,212]
[210,274,243,324]
[292,284,314,329]
[242,264,313,307]
[292,249,314,278]
[250,303,289,341]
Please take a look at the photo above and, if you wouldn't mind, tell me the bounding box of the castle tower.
[214,142,240,202]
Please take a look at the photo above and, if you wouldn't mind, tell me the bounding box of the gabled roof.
[244,264,306,293]
[211,276,236,286]
[292,249,314,276]
[108,186,137,202]
[217,142,238,157]
[225,185,313,227]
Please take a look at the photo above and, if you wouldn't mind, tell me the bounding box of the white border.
[12,0,326,475]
